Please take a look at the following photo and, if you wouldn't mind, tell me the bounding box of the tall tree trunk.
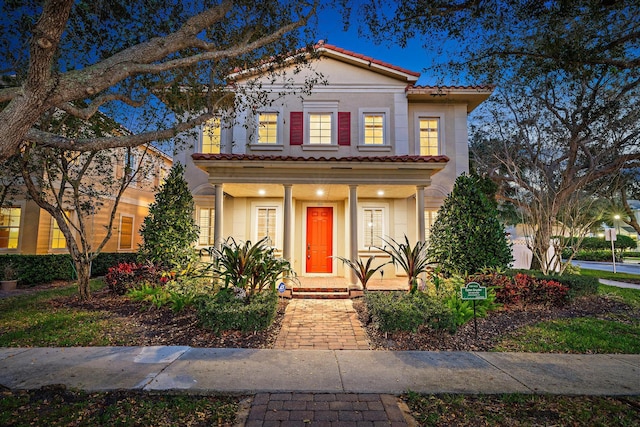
[75,258,92,300]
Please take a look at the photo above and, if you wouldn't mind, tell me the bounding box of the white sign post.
[605,229,617,274]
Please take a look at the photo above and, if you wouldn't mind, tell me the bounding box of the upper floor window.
[124,149,138,182]
[202,117,221,154]
[419,118,439,156]
[0,207,21,249]
[258,113,278,144]
[197,207,215,246]
[309,113,332,144]
[363,114,385,145]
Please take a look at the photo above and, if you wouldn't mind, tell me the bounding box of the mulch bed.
[52,289,288,348]
[352,295,640,352]
[44,288,639,351]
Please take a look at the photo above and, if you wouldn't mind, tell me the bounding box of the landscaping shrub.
[0,253,140,286]
[364,291,455,333]
[491,273,568,307]
[562,249,622,262]
[561,236,636,251]
[105,262,161,295]
[196,290,278,334]
[91,253,138,276]
[527,272,599,299]
[428,173,512,276]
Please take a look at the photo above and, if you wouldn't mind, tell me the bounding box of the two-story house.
[176,43,492,286]
[0,145,172,255]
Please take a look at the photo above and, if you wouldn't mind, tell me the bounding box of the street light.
[614,214,621,234]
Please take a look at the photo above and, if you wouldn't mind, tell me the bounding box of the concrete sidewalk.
[1,347,638,396]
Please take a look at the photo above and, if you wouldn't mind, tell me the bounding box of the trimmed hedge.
[562,249,623,262]
[561,236,636,251]
[364,291,455,333]
[196,290,279,334]
[0,253,138,286]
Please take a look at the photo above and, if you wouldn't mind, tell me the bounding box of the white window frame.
[50,211,73,251]
[0,204,24,251]
[251,109,284,150]
[196,207,216,247]
[424,209,438,241]
[118,214,135,251]
[251,202,282,249]
[358,203,389,251]
[200,116,222,154]
[359,108,391,148]
[303,101,338,148]
[414,113,445,156]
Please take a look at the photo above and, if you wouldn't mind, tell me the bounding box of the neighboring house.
[175,43,492,284]
[0,145,172,255]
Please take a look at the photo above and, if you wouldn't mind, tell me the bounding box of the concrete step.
[291,287,351,299]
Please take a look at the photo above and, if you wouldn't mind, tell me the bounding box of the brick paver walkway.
[243,393,411,426]
[274,300,370,350]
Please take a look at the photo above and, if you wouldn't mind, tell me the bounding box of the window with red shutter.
[338,112,350,146]
[290,112,303,145]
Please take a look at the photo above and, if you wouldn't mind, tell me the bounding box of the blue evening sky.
[314,8,460,86]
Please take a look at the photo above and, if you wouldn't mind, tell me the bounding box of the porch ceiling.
[221,183,418,199]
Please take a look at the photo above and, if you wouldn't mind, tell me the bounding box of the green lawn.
[0,280,128,347]
[405,393,640,427]
[493,317,640,353]
[579,268,640,284]
[0,389,240,427]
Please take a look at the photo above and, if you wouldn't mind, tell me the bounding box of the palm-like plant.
[212,237,295,300]
[377,235,433,293]
[335,255,389,290]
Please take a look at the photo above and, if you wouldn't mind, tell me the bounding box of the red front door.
[306,207,333,273]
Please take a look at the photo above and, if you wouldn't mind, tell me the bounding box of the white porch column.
[283,184,293,262]
[349,185,359,287]
[416,185,426,242]
[214,183,224,249]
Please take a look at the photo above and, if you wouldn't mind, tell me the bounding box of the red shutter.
[338,112,351,146]
[290,112,303,145]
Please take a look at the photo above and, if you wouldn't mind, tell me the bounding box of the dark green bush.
[91,253,138,276]
[561,236,636,251]
[196,291,278,334]
[562,249,621,262]
[364,291,455,333]
[0,253,140,286]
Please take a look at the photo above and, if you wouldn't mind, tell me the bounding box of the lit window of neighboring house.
[363,208,384,249]
[419,118,439,156]
[309,113,332,144]
[0,207,21,249]
[202,117,221,153]
[425,209,438,241]
[258,113,278,144]
[118,215,134,250]
[198,208,215,246]
[257,207,277,247]
[364,114,385,145]
[51,212,71,249]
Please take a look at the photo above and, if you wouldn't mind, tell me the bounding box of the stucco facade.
[176,44,492,285]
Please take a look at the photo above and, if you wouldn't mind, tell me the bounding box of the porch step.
[291,287,351,299]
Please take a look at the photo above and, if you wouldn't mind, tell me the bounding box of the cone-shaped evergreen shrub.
[428,173,512,276]
[138,163,199,268]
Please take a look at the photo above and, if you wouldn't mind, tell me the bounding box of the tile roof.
[192,153,449,163]
[318,42,421,78]
[408,84,495,92]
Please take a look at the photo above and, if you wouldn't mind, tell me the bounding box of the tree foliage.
[0,0,318,160]
[139,163,199,269]
[428,174,512,276]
